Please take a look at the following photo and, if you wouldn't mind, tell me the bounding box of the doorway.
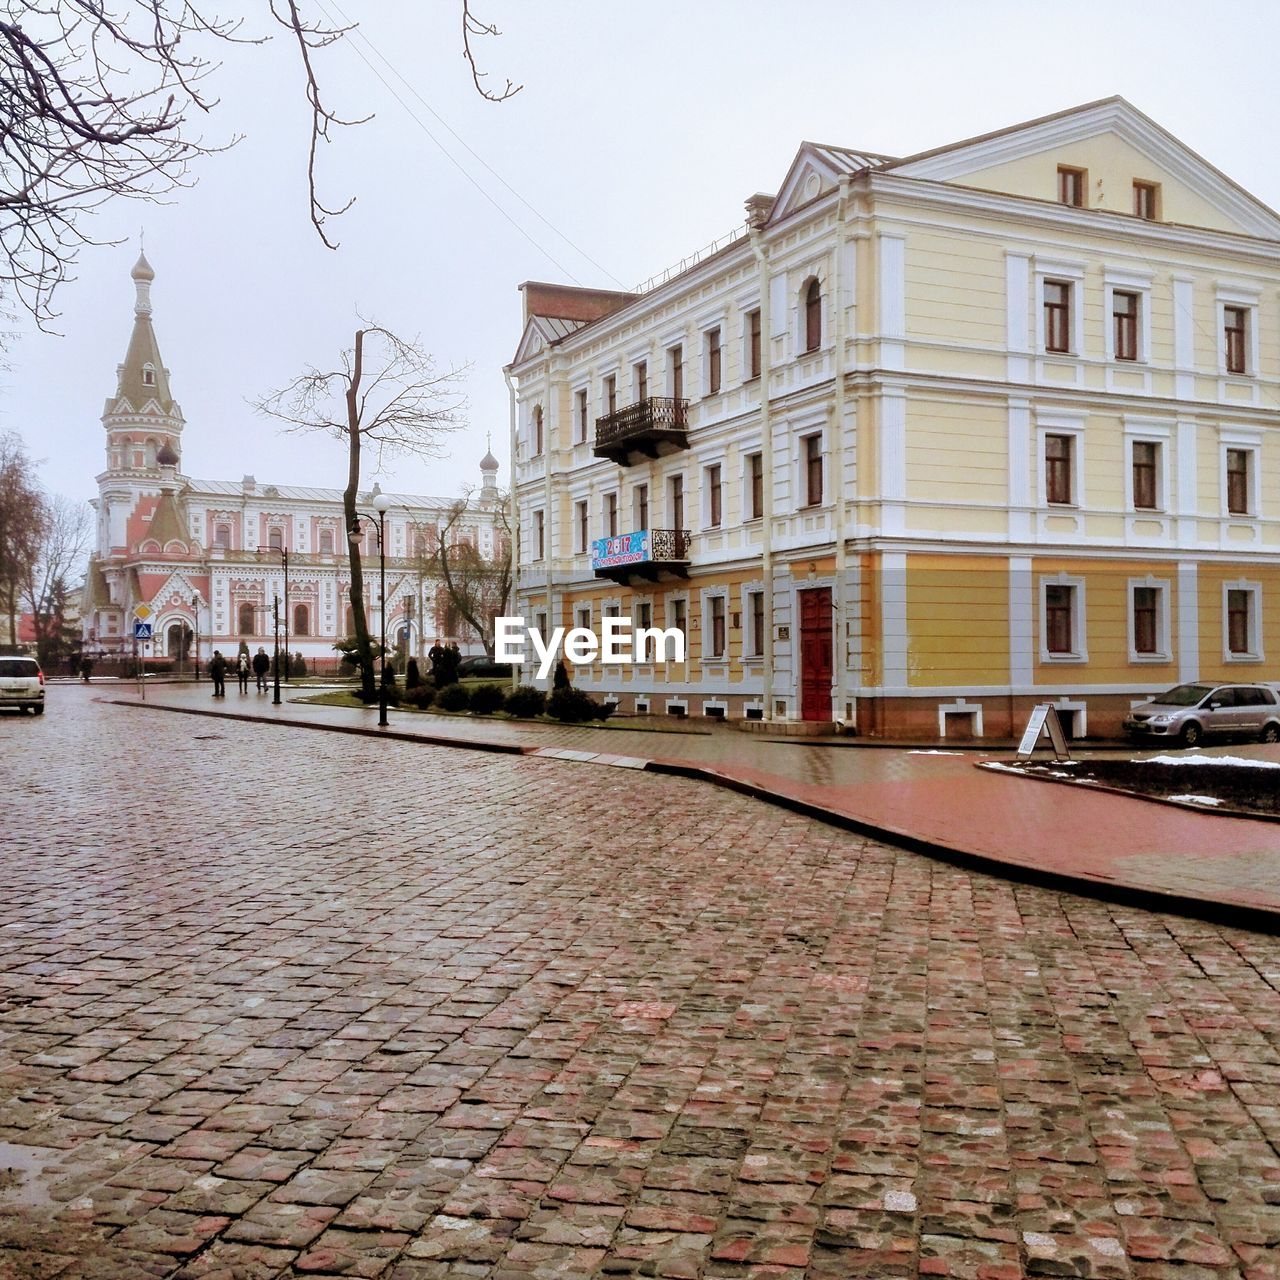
[798,587,833,721]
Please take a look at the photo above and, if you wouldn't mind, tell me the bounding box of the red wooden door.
[799,588,832,721]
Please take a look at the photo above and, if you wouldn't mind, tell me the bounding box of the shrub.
[402,685,434,710]
[290,652,308,678]
[548,686,611,723]
[504,685,546,718]
[436,681,471,712]
[469,683,505,716]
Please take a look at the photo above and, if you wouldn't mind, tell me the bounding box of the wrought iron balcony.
[594,396,689,466]
[591,528,691,586]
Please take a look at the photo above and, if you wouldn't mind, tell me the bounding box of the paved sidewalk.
[105,684,1280,927]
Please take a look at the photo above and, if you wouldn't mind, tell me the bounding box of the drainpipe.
[503,368,520,690]
[544,370,555,646]
[832,176,851,728]
[748,198,775,720]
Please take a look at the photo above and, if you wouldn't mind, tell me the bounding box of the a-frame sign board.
[1016,704,1072,761]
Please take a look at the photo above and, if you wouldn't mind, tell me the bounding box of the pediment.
[769,142,893,224]
[890,97,1280,239]
[512,317,552,366]
[148,569,201,605]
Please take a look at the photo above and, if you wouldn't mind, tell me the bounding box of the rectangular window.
[534,510,545,560]
[1044,281,1071,353]
[1132,440,1158,510]
[1057,166,1085,207]
[804,435,823,507]
[706,465,722,528]
[1226,448,1250,515]
[1227,588,1251,656]
[605,491,618,537]
[706,327,722,394]
[747,452,763,520]
[1045,584,1074,655]
[1133,586,1159,655]
[1113,290,1138,361]
[575,499,588,553]
[1133,181,1159,220]
[605,374,617,415]
[708,597,726,658]
[575,605,591,632]
[1224,306,1248,375]
[671,597,686,646]
[575,389,588,443]
[635,483,649,532]
[636,601,652,659]
[1045,434,1073,505]
[669,345,683,401]
[747,308,761,380]
[669,474,684,530]
[747,589,764,657]
[215,523,231,550]
[634,360,648,401]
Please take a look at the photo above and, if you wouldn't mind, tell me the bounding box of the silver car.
[0,657,45,715]
[1123,682,1280,747]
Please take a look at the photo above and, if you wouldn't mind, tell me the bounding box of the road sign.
[1016,703,1070,760]
[133,604,153,620]
[134,621,153,640]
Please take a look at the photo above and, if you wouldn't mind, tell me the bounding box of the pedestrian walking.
[252,646,270,692]
[79,656,93,683]
[210,650,226,698]
[236,651,250,694]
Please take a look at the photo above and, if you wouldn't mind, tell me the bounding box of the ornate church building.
[82,255,505,670]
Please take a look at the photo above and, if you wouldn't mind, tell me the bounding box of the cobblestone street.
[1,689,1279,1279]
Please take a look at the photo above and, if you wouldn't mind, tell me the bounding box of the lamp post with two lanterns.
[349,491,392,727]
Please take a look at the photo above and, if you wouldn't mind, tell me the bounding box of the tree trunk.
[343,330,376,701]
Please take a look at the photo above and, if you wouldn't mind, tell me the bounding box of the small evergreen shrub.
[402,685,434,710]
[290,652,308,678]
[469,683,505,716]
[504,685,546,718]
[548,686,611,723]
[436,681,471,712]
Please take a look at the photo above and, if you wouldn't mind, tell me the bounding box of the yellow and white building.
[507,97,1280,739]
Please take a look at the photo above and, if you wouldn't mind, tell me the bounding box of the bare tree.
[0,432,46,647]
[1,1,519,326]
[254,325,464,700]
[436,490,511,656]
[20,493,91,666]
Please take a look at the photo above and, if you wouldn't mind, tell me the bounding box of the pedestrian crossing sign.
[134,621,153,640]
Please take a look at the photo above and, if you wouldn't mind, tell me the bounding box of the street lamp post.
[350,492,392,727]
[272,595,282,706]
[191,593,201,680]
[278,547,290,686]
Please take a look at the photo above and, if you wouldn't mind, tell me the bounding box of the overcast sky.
[6,0,1280,511]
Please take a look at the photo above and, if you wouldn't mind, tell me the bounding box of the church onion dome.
[132,250,155,282]
[480,449,500,471]
[156,441,179,466]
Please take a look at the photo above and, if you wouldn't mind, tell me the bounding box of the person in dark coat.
[210,650,227,697]
[553,656,572,691]
[427,640,444,685]
[252,646,270,692]
[79,656,93,683]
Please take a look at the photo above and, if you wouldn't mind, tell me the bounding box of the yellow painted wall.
[905,398,1006,505]
[906,554,1010,685]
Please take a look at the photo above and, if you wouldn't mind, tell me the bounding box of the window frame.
[1131,439,1159,511]
[574,499,589,554]
[533,509,545,560]
[704,463,723,530]
[668,473,684,531]
[745,451,764,521]
[1220,437,1260,518]
[1057,166,1086,208]
[574,387,589,444]
[634,359,648,402]
[668,344,684,401]
[604,491,618,538]
[1043,280,1072,354]
[746,307,762,380]
[802,433,824,508]
[704,326,722,395]
[1127,577,1170,663]
[293,602,311,637]
[1039,574,1087,663]
[635,483,649,533]
[1224,305,1248,375]
[1112,290,1139,362]
[745,587,765,658]
[1133,180,1160,220]
[1044,433,1074,506]
[705,593,727,660]
[1223,580,1263,662]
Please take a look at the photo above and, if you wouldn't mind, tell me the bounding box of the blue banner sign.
[591,530,649,571]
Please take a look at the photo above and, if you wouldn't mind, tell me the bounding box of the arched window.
[293,603,310,636]
[238,602,256,635]
[345,605,355,636]
[319,528,334,555]
[142,364,156,387]
[268,527,283,552]
[215,523,231,550]
[804,278,822,353]
[144,439,157,467]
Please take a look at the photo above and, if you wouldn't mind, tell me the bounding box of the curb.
[106,697,1280,936]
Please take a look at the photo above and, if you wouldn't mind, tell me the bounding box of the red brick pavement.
[1,692,1278,1278]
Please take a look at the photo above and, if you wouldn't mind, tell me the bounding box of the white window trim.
[1223,579,1263,663]
[740,582,766,660]
[1216,283,1261,377]
[1219,429,1262,519]
[1127,575,1171,664]
[602,489,620,538]
[664,342,685,398]
[631,357,649,402]
[1035,412,1087,509]
[632,482,650,534]
[1123,418,1172,513]
[741,304,763,382]
[599,368,620,419]
[795,270,827,357]
[742,449,764,522]
[666,471,687,528]
[574,603,593,632]
[1103,271,1153,364]
[796,428,827,511]
[1034,258,1086,357]
[531,509,545,562]
[572,384,590,445]
[701,461,724,530]
[573,498,590,554]
[700,586,729,660]
[1039,573,1087,663]
[701,324,725,396]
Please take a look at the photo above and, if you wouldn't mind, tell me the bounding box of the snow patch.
[1168,794,1224,806]
[1138,754,1280,769]
[908,749,963,756]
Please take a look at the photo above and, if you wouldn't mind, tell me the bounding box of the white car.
[0,657,45,715]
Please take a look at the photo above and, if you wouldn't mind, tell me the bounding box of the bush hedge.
[402,685,434,710]
[504,685,546,718]
[468,683,506,716]
[547,686,613,723]
[436,682,471,712]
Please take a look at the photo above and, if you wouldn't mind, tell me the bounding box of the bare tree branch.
[461,1,521,102]
[434,486,510,655]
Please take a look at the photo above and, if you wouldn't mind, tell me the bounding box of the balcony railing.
[591,527,691,585]
[594,396,689,466]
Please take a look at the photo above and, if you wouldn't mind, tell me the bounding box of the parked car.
[0,657,45,715]
[1122,682,1280,747]
[456,654,518,680]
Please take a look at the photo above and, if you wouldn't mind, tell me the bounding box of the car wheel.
[32,705,44,716]
[1262,723,1280,744]
[1179,722,1202,748]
